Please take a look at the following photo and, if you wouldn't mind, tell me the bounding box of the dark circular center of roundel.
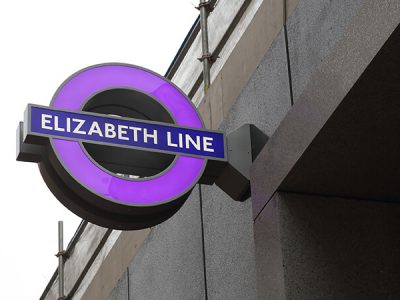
[81,88,175,178]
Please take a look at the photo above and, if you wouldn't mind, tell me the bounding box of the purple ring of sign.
[50,64,206,205]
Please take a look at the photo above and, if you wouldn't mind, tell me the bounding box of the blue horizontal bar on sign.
[27,105,226,160]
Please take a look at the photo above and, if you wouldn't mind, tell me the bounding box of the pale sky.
[0,1,198,298]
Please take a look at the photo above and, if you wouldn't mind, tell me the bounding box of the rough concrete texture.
[251,0,400,218]
[255,192,400,299]
[108,185,205,300]
[106,1,400,299]
[219,30,291,137]
[251,0,400,298]
[198,29,292,300]
[278,193,400,299]
[201,184,257,300]
[107,24,292,300]
[127,185,205,300]
[287,0,364,102]
[108,270,128,300]
[254,195,285,300]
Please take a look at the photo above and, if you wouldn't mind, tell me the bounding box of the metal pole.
[199,0,211,91]
[58,221,65,300]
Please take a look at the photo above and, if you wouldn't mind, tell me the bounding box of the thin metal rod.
[58,221,65,300]
[199,0,211,91]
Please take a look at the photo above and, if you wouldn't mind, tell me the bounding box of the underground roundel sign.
[17,64,226,230]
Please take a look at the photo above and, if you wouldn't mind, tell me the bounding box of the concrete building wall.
[286,0,364,102]
[109,186,206,300]
[39,0,400,298]
[252,0,400,299]
[108,0,400,299]
[42,0,300,298]
[108,30,292,300]
[199,32,293,297]
[255,193,400,300]
[107,0,294,298]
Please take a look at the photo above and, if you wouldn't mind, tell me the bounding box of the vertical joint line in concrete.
[283,0,294,106]
[199,184,209,300]
[127,267,130,300]
[253,191,277,223]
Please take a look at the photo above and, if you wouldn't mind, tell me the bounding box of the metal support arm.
[201,124,268,201]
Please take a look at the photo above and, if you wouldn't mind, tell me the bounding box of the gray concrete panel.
[251,0,400,219]
[279,193,400,299]
[255,192,400,299]
[201,184,257,300]
[280,24,400,202]
[219,30,291,138]
[287,0,364,102]
[104,6,293,300]
[199,30,292,299]
[126,185,205,300]
[253,194,285,300]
